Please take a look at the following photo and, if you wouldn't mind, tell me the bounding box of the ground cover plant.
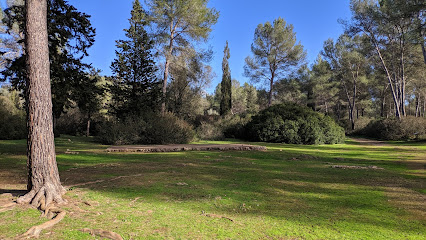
[0,136,425,239]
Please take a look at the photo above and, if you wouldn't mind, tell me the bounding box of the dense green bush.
[359,116,426,140]
[221,113,253,139]
[0,97,26,140]
[245,103,345,144]
[97,112,194,145]
[196,122,224,140]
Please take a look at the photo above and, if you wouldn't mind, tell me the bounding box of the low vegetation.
[358,116,426,140]
[97,112,195,145]
[245,103,345,144]
[0,136,424,239]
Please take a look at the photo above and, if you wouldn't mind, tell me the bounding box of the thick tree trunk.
[18,0,65,207]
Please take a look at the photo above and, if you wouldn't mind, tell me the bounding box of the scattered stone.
[331,165,384,170]
[176,182,188,186]
[106,144,267,153]
[65,149,79,155]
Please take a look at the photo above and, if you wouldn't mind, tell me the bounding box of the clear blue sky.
[3,0,352,92]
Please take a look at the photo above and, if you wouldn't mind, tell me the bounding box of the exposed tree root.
[66,173,144,188]
[18,210,66,239]
[0,202,17,213]
[80,228,123,240]
[0,193,17,213]
[15,185,67,239]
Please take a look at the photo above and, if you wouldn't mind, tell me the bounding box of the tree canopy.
[244,17,306,107]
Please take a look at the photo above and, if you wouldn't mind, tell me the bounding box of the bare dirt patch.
[106,144,267,153]
[350,138,389,146]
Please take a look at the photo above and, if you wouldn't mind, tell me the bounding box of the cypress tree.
[220,41,232,115]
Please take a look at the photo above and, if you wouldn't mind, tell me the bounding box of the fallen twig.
[80,228,123,240]
[201,211,234,222]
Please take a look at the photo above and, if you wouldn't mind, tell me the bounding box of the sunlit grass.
[0,136,425,239]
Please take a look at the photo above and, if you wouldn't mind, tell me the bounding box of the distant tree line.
[0,0,424,142]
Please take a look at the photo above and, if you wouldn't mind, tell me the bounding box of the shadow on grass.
[1,137,425,237]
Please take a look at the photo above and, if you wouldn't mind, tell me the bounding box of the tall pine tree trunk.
[18,0,65,206]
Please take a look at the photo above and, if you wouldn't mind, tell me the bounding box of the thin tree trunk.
[372,42,401,119]
[381,95,386,118]
[422,44,426,65]
[86,113,91,137]
[161,21,175,115]
[423,95,426,117]
[400,45,406,117]
[18,0,65,206]
[268,73,275,107]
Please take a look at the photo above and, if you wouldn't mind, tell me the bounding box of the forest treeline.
[0,0,425,143]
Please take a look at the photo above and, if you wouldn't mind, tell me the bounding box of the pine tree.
[145,0,219,114]
[18,0,66,215]
[220,41,232,115]
[244,17,306,107]
[1,0,96,126]
[110,0,159,119]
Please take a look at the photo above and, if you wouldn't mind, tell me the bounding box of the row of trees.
[214,0,425,132]
[1,0,424,138]
[0,0,219,135]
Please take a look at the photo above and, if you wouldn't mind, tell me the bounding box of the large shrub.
[196,121,224,140]
[245,103,345,144]
[97,112,194,145]
[359,116,426,140]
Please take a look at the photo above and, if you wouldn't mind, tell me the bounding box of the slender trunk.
[86,113,91,137]
[268,73,275,107]
[381,95,386,118]
[349,108,355,130]
[415,94,419,117]
[373,43,401,119]
[422,43,426,65]
[161,21,175,115]
[18,0,65,206]
[423,95,426,117]
[400,47,406,117]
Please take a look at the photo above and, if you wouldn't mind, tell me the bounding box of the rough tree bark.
[17,0,66,207]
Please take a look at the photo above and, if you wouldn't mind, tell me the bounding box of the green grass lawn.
[0,136,425,239]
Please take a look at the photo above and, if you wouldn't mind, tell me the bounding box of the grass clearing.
[0,136,425,239]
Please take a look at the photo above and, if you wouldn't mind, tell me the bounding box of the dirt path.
[106,144,267,153]
[350,137,389,146]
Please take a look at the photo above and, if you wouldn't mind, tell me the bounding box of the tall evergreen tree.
[220,41,231,115]
[1,0,96,125]
[110,0,159,119]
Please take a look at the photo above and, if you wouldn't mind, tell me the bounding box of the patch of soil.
[350,138,388,146]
